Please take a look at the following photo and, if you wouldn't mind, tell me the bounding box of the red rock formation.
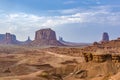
[0,33,31,45]
[30,28,64,46]
[0,33,17,44]
[35,28,57,41]
[102,32,109,42]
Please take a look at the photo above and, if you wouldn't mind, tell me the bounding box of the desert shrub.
[37,71,49,79]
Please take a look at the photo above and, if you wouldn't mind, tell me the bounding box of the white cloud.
[48,8,81,14]
[0,5,120,40]
[63,0,76,4]
[82,0,101,5]
[60,8,81,14]
[96,0,101,4]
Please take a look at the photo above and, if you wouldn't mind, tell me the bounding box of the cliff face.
[0,34,5,41]
[35,28,57,41]
[83,53,120,63]
[5,33,17,44]
[0,33,17,44]
[102,32,109,42]
[0,33,31,45]
[82,37,120,63]
[30,28,64,46]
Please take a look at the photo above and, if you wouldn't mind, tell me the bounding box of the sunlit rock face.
[35,28,57,41]
[31,28,64,46]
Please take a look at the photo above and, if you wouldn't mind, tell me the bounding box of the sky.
[0,0,120,43]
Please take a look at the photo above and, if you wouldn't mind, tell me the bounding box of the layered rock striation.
[30,28,64,46]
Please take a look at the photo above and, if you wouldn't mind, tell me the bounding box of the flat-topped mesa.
[5,33,16,43]
[0,33,32,45]
[102,32,109,42]
[30,28,64,46]
[0,33,17,44]
[35,28,57,41]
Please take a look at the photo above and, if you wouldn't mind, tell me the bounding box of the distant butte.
[101,32,109,42]
[29,28,64,46]
[0,33,31,45]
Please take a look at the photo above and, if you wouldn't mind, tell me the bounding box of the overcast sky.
[0,0,120,42]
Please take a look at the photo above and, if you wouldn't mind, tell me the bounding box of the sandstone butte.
[29,28,64,46]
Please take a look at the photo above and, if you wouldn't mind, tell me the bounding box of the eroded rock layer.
[30,28,64,46]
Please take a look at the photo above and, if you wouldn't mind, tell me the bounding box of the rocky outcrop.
[92,54,109,62]
[35,28,57,41]
[30,28,64,46]
[102,32,109,42]
[0,33,32,45]
[0,34,5,41]
[5,33,17,44]
[23,36,32,44]
[79,34,120,63]
[112,54,120,63]
[83,53,120,63]
[59,36,63,42]
[0,33,17,44]
[83,53,93,62]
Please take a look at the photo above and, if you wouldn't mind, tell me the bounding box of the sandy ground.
[0,46,120,80]
[0,47,85,80]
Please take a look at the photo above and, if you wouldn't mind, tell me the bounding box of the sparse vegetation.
[0,39,120,80]
[37,71,49,79]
